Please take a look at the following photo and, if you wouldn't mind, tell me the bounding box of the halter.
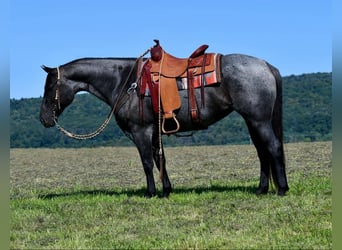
[53,49,150,140]
[54,66,62,111]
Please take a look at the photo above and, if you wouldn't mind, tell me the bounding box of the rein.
[53,49,150,140]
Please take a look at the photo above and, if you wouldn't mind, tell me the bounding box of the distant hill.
[10,72,332,148]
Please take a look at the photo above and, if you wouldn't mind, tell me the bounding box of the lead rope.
[158,51,165,181]
[54,49,150,140]
[54,108,115,140]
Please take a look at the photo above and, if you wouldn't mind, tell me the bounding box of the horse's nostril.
[39,116,45,125]
[39,114,53,128]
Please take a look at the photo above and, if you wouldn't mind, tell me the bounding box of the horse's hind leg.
[246,120,289,196]
[246,121,271,194]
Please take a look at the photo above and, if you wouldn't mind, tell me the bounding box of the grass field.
[10,142,331,249]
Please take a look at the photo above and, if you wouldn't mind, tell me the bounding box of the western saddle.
[139,40,221,134]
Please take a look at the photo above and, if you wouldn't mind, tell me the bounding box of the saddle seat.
[150,41,210,77]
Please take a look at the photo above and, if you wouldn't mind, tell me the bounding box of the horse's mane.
[61,57,137,67]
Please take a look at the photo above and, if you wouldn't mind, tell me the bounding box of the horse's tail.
[268,63,283,144]
[267,62,285,188]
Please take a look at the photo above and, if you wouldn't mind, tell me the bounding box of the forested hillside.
[10,72,331,148]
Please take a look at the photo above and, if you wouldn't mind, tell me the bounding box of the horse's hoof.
[277,187,289,196]
[255,186,268,195]
[162,186,172,198]
[144,191,156,198]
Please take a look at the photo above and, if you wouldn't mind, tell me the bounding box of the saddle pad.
[178,69,220,90]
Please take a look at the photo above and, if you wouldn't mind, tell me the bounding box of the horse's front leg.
[133,130,156,198]
[152,135,172,197]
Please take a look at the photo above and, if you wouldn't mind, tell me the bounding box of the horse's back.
[221,53,278,81]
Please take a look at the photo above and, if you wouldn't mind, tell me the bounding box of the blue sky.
[10,0,331,99]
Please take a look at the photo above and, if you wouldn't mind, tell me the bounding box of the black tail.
[267,63,283,144]
[266,62,285,189]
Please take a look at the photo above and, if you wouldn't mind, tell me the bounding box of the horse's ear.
[41,65,54,74]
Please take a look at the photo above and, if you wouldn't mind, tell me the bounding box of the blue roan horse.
[39,47,289,197]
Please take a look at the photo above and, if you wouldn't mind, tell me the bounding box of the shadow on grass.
[173,184,258,195]
[37,184,258,200]
[37,188,147,200]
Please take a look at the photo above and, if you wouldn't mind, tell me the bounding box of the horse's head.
[39,65,75,127]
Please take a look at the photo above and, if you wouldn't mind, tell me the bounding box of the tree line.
[10,72,332,148]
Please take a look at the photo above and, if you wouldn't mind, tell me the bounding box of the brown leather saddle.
[150,40,209,77]
[140,40,221,134]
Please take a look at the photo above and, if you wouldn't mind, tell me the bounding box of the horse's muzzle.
[39,114,56,128]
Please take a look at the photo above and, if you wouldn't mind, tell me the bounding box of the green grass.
[10,142,332,249]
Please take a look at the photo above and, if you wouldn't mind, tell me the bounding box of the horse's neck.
[65,59,137,106]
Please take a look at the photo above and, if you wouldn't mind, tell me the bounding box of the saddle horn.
[151,39,163,62]
[153,39,160,46]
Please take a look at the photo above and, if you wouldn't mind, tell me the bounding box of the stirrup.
[162,113,180,134]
